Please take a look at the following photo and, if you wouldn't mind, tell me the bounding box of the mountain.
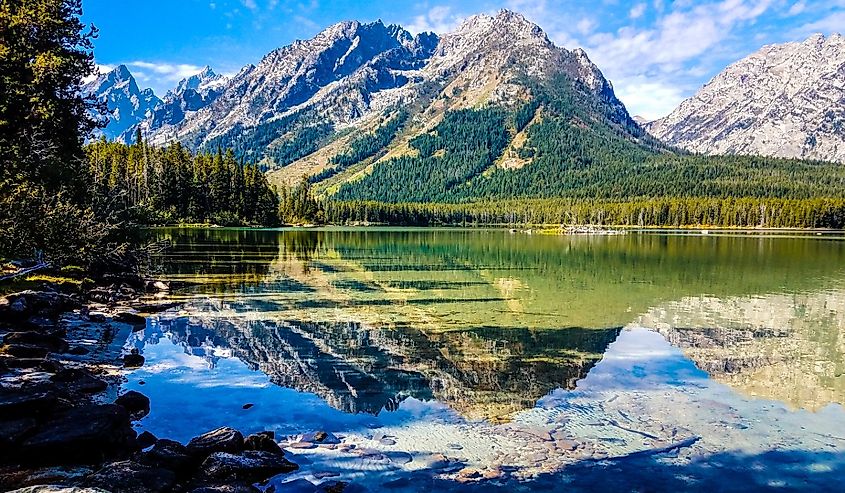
[137,10,644,185]
[133,66,228,140]
[647,33,845,163]
[145,20,438,152]
[83,65,161,141]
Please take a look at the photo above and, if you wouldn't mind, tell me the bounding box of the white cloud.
[82,64,115,84]
[128,61,205,82]
[791,11,845,37]
[576,18,597,35]
[787,1,806,16]
[242,0,258,11]
[613,76,690,120]
[405,5,464,34]
[630,3,647,19]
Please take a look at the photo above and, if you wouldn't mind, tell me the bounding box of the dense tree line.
[310,111,408,183]
[326,198,845,229]
[85,137,280,226]
[334,108,511,202]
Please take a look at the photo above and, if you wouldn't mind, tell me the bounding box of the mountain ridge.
[646,33,845,163]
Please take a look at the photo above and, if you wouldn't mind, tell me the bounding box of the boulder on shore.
[115,390,150,420]
[19,404,137,465]
[84,460,177,493]
[3,331,68,353]
[187,427,244,458]
[139,438,193,473]
[199,451,298,482]
[0,291,79,320]
[243,433,284,455]
[50,368,108,394]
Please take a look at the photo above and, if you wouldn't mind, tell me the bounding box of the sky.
[82,0,845,120]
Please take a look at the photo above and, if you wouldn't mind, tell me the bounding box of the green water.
[127,227,845,490]
[142,227,845,414]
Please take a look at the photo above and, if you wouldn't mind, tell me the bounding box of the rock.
[67,345,90,355]
[146,281,170,292]
[0,417,38,451]
[50,368,108,394]
[85,460,176,493]
[115,390,150,420]
[2,344,49,358]
[199,451,298,482]
[0,291,78,320]
[4,331,68,353]
[187,427,244,458]
[136,430,157,449]
[22,316,59,331]
[243,433,283,455]
[457,468,482,480]
[5,357,65,372]
[114,312,146,328]
[123,348,145,368]
[8,487,108,493]
[0,387,58,419]
[189,485,261,493]
[286,442,316,449]
[302,431,340,444]
[140,438,193,472]
[87,312,106,323]
[20,404,137,464]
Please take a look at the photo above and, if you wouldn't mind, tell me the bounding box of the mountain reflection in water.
[139,227,845,413]
[125,227,845,490]
[133,313,620,421]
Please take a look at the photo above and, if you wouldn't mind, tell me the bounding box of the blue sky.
[83,0,845,120]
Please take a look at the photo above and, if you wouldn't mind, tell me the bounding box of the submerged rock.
[123,348,144,368]
[115,390,150,420]
[187,427,244,458]
[199,450,298,482]
[302,431,340,445]
[114,312,146,328]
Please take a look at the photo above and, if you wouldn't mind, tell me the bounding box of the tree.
[0,0,99,196]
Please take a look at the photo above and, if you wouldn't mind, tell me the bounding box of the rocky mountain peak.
[173,65,227,99]
[84,65,160,141]
[647,32,845,163]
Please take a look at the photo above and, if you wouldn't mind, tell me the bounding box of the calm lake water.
[126,228,845,491]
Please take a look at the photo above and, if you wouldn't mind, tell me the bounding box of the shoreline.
[0,278,312,492]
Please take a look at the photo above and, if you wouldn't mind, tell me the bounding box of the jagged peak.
[447,8,549,46]
[107,64,133,82]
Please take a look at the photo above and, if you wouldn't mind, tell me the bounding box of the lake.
[125,227,845,491]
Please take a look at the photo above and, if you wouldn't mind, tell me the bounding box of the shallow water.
[125,228,845,491]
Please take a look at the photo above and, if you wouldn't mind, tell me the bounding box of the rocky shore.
[0,279,326,493]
